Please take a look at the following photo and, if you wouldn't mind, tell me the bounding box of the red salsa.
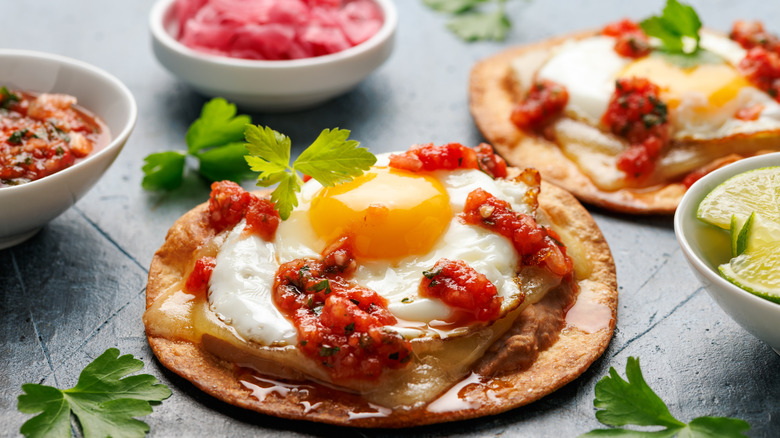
[601,77,670,179]
[420,258,502,323]
[602,19,651,58]
[730,20,780,53]
[273,238,411,381]
[388,142,508,179]
[461,188,573,277]
[0,87,109,187]
[185,256,216,296]
[737,47,780,100]
[510,79,569,132]
[729,21,780,101]
[208,180,280,239]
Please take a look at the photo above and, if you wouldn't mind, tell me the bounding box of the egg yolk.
[309,167,451,260]
[619,57,751,112]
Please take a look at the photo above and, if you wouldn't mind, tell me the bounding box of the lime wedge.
[697,166,780,303]
[718,216,780,303]
[697,166,780,229]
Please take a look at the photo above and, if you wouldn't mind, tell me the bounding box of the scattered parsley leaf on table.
[17,348,172,438]
[448,9,511,42]
[423,0,489,14]
[141,97,252,190]
[581,357,750,438]
[185,97,249,155]
[244,125,376,220]
[424,0,512,42]
[141,150,186,190]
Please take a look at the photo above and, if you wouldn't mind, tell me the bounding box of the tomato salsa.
[0,87,110,187]
[388,142,508,179]
[602,77,670,179]
[602,19,651,58]
[273,238,412,382]
[510,79,569,132]
[420,258,503,323]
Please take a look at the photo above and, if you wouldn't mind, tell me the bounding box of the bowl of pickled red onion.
[149,0,397,112]
[0,49,137,249]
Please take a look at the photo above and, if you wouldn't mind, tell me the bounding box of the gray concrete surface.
[2,0,778,437]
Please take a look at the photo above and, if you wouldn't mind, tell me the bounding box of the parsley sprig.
[142,98,253,190]
[244,125,376,220]
[17,348,172,438]
[640,0,702,55]
[423,0,512,42]
[582,357,750,437]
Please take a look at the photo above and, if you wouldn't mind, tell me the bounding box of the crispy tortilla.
[145,181,617,427]
[469,31,780,214]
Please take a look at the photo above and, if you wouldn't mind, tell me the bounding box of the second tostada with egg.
[470,0,780,214]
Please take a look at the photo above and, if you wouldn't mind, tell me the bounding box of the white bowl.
[0,49,137,249]
[149,0,397,112]
[674,153,780,354]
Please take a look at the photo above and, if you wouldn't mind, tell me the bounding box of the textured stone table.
[2,0,779,437]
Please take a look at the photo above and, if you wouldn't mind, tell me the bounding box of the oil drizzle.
[346,402,392,419]
[425,372,484,413]
[565,280,612,333]
[241,375,314,405]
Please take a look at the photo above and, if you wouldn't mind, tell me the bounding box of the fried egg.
[511,31,780,190]
[208,155,538,347]
[535,32,780,141]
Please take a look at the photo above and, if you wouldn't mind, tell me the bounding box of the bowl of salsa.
[0,49,137,249]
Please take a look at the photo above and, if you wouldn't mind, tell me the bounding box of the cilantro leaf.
[245,126,376,220]
[141,98,252,191]
[423,0,488,14]
[640,0,702,54]
[447,9,511,42]
[196,142,255,183]
[582,357,750,438]
[17,348,172,438]
[141,151,186,190]
[185,97,251,155]
[295,128,376,187]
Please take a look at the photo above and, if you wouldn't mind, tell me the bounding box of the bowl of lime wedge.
[675,153,780,354]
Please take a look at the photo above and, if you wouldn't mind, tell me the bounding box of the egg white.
[535,31,780,141]
[208,160,533,346]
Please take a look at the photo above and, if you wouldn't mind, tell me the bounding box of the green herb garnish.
[17,348,172,438]
[141,98,252,190]
[309,279,332,295]
[319,346,340,357]
[424,0,512,42]
[1,86,20,109]
[244,125,376,220]
[640,0,702,55]
[582,357,750,437]
[8,129,28,145]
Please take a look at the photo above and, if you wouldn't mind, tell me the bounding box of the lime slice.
[718,216,780,303]
[697,166,780,302]
[697,166,780,229]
